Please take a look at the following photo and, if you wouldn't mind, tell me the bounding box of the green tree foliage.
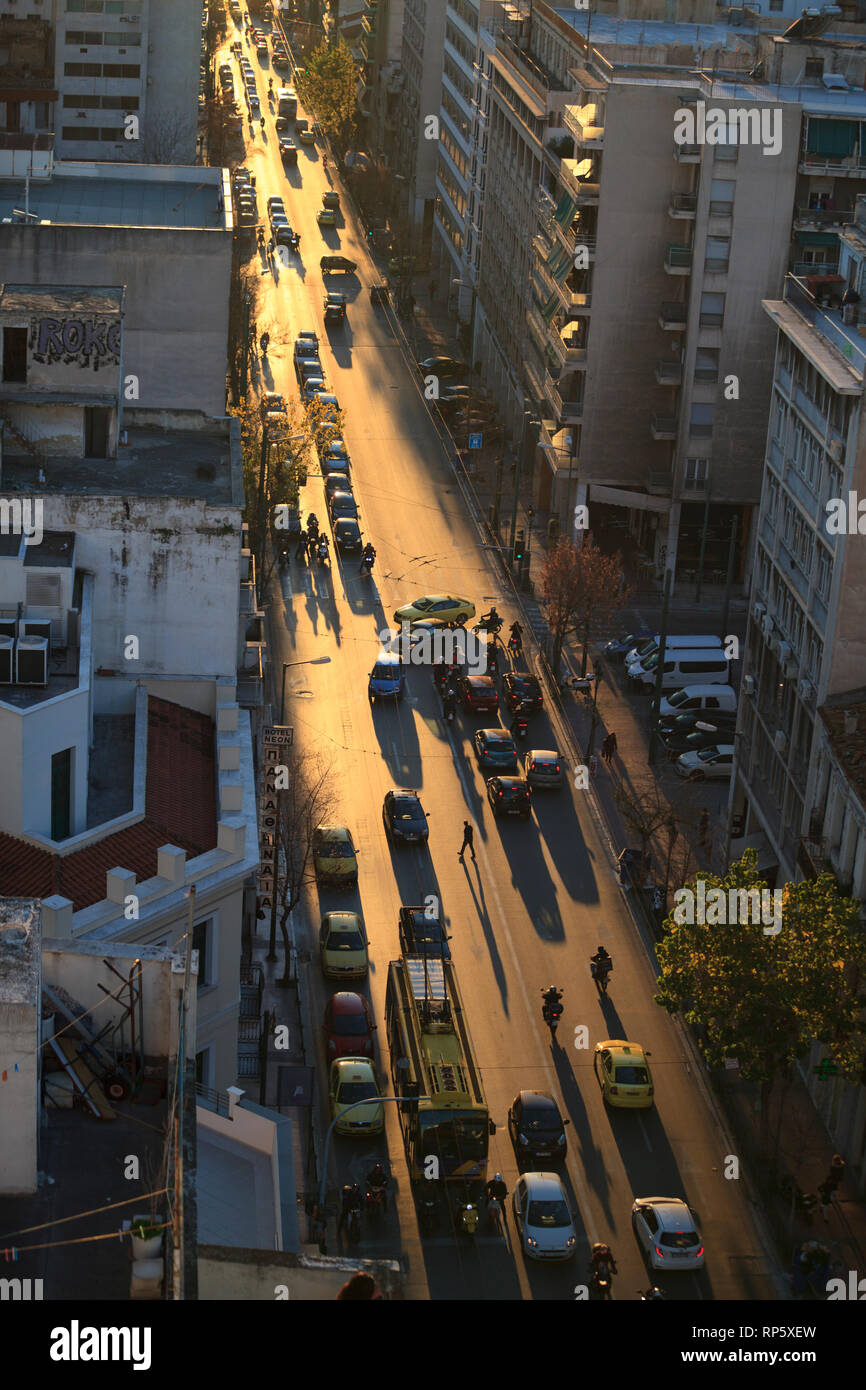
[294,39,358,155]
[655,848,866,1126]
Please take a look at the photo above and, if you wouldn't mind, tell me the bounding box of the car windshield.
[418,1113,488,1161]
[333,1014,368,1036]
[327,929,364,951]
[634,638,656,655]
[393,798,420,816]
[614,1065,649,1085]
[668,689,689,708]
[697,746,722,762]
[372,664,399,680]
[527,1199,571,1228]
[660,1228,699,1249]
[337,1081,377,1104]
[523,1109,562,1133]
[320,840,353,857]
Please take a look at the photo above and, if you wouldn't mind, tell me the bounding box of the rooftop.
[0,166,226,232]
[0,423,238,503]
[0,897,39,1006]
[819,691,866,808]
[0,696,217,910]
[0,285,125,318]
[763,275,866,389]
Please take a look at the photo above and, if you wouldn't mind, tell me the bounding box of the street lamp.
[314,1093,432,1252]
[267,654,332,963]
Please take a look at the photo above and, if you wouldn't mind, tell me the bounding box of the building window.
[193,917,215,990]
[195,1047,212,1088]
[699,292,725,327]
[705,237,730,273]
[51,748,73,841]
[709,178,735,216]
[689,404,714,438]
[62,126,97,139]
[1,326,27,383]
[684,457,709,490]
[694,347,719,383]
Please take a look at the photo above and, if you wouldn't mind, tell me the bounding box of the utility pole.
[647,568,673,764]
[720,513,739,641]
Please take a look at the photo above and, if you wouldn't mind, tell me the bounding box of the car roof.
[601,1039,647,1060]
[466,674,493,686]
[495,776,527,787]
[332,1056,375,1077]
[636,1198,695,1231]
[522,1171,567,1198]
[480,728,512,739]
[389,787,420,799]
[316,825,352,842]
[528,749,559,760]
[518,1089,559,1112]
[323,910,362,928]
[331,991,366,1015]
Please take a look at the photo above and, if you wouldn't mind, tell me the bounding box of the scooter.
[541,990,564,1037]
[365,1184,386,1217]
[361,552,374,577]
[590,957,612,995]
[456,1195,478,1238]
[317,536,329,566]
[511,702,531,740]
[306,513,319,540]
[418,1190,438,1235]
[508,632,522,657]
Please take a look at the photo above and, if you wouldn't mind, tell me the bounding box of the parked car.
[675,744,735,781]
[320,439,351,475]
[508,1090,569,1164]
[333,517,363,553]
[324,472,352,502]
[323,992,375,1061]
[416,355,468,378]
[602,629,653,659]
[486,775,531,819]
[328,490,358,521]
[663,722,736,756]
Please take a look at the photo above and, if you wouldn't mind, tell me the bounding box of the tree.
[294,38,358,156]
[655,849,866,1158]
[231,396,311,603]
[540,537,628,677]
[274,750,336,984]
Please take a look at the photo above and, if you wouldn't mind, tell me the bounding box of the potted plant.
[130,1154,164,1259]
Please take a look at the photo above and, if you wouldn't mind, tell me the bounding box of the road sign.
[468,433,482,449]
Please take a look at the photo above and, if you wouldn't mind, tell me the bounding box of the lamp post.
[267,654,331,964]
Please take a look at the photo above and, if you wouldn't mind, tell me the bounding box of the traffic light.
[513,528,525,564]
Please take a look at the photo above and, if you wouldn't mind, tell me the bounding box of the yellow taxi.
[328,1057,384,1135]
[312,825,358,885]
[392,594,475,628]
[594,1040,654,1109]
[319,911,368,979]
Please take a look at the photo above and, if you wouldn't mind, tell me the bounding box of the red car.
[458,673,499,713]
[322,992,375,1060]
[503,673,544,714]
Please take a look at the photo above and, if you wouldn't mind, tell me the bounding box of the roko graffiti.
[32,317,121,369]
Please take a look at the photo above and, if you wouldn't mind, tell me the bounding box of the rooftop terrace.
[0,165,226,232]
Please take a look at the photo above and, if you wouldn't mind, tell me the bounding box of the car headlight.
[566,1235,576,1246]
[526,1236,537,1248]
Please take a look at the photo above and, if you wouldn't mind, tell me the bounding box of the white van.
[658,685,738,717]
[631,650,730,691]
[626,634,722,670]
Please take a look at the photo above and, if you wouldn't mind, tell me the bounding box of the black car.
[333,517,362,552]
[663,722,733,757]
[324,291,347,323]
[383,789,429,844]
[324,472,352,501]
[487,775,531,819]
[658,710,738,738]
[328,490,358,521]
[321,255,357,275]
[319,439,351,475]
[398,905,451,960]
[508,1090,570,1164]
[416,355,468,379]
[602,630,653,660]
[502,673,543,714]
[279,138,298,164]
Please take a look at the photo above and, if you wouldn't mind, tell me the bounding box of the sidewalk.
[400,266,866,1288]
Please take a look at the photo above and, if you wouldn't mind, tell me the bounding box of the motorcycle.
[306,513,319,540]
[278,539,290,570]
[473,616,503,638]
[290,232,300,253]
[487,1195,504,1233]
[418,1191,438,1235]
[260,332,269,355]
[434,664,458,696]
[591,1260,613,1300]
[456,1196,479,1239]
[317,536,329,566]
[590,957,612,995]
[366,1183,387,1217]
[511,702,531,740]
[508,632,523,657]
[541,990,563,1037]
[639,1287,666,1301]
[361,552,375,576]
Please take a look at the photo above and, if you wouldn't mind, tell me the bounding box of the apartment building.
[357,0,404,154]
[396,0,446,227]
[0,0,201,164]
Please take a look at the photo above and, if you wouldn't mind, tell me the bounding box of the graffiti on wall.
[31,317,121,370]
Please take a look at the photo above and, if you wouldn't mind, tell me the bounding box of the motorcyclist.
[338,1181,362,1232]
[366,1162,389,1209]
[589,1241,617,1275]
[479,606,501,634]
[486,1172,507,1206]
[294,526,308,562]
[591,945,612,978]
[509,620,523,646]
[257,226,265,249]
[260,331,269,354]
[306,513,319,538]
[442,688,456,719]
[510,701,530,738]
[641,1287,666,1301]
[434,659,449,692]
[317,532,330,560]
[542,985,563,1014]
[360,541,376,573]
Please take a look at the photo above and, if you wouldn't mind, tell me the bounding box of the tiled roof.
[0,695,217,912]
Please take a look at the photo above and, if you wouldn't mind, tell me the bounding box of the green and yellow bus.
[385,954,492,1186]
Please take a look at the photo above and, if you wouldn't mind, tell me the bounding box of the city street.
[231,25,780,1302]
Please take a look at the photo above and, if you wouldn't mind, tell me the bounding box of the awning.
[555,194,578,227]
[541,294,559,322]
[552,250,572,283]
[796,231,841,246]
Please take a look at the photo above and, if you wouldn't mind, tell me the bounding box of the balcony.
[793,205,855,231]
[659,301,687,330]
[798,148,866,178]
[648,470,673,494]
[650,414,678,440]
[668,192,697,219]
[558,157,600,202]
[494,31,566,103]
[664,244,692,275]
[674,143,701,162]
[655,358,683,386]
[564,103,604,148]
[545,379,583,422]
[798,834,829,880]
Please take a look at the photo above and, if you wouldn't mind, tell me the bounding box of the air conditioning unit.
[775,729,788,752]
[22,618,52,655]
[829,439,843,462]
[0,635,14,685]
[778,640,792,663]
[761,613,774,638]
[15,635,48,686]
[753,601,766,619]
[799,678,814,702]
[743,674,755,696]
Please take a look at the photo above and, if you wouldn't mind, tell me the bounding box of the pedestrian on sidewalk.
[600,734,612,764]
[698,808,709,849]
[458,820,476,862]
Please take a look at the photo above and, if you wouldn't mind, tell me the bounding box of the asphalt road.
[227,23,780,1303]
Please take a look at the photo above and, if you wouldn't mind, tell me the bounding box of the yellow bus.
[385,955,492,1186]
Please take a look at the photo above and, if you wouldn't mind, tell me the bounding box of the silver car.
[524,749,563,789]
[513,1172,577,1261]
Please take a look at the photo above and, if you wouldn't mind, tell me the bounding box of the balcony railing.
[655,358,683,385]
[674,143,701,162]
[793,206,855,228]
[564,103,604,147]
[495,31,565,100]
[668,192,697,218]
[659,301,687,330]
[665,244,692,273]
[545,379,584,421]
[651,414,678,440]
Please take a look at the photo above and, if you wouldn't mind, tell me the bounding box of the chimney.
[844,709,858,735]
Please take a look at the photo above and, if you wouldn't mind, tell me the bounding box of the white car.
[632,1197,705,1270]
[523,749,563,789]
[675,743,734,781]
[512,1172,577,1261]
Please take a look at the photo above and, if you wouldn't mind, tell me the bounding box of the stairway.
[0,406,46,472]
